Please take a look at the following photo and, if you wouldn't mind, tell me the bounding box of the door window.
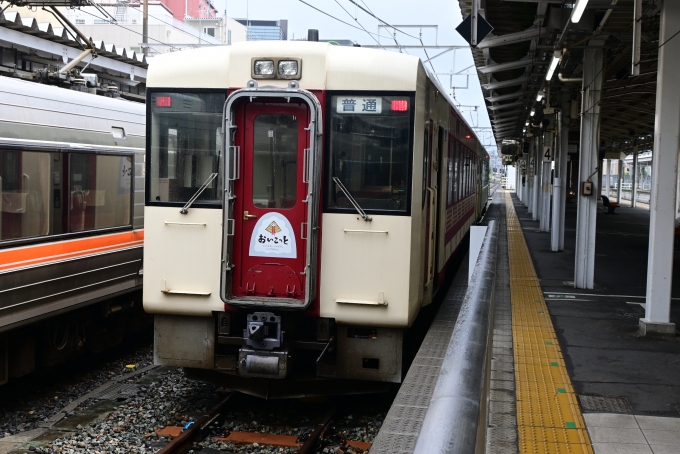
[252,114,298,209]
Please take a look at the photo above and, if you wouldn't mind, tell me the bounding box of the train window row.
[0,150,133,244]
[446,140,477,206]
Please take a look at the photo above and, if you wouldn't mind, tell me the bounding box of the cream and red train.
[0,77,145,385]
[144,41,489,397]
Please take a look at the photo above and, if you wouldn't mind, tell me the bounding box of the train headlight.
[254,60,274,76]
[278,60,298,76]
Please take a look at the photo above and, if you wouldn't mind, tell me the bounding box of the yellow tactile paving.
[505,192,594,454]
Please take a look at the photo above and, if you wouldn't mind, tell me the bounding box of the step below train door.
[221,85,321,309]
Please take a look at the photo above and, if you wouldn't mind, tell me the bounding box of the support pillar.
[552,107,566,250]
[574,45,604,289]
[519,161,525,201]
[532,136,541,221]
[528,140,535,213]
[642,0,679,336]
[540,129,552,232]
[632,147,638,207]
[605,159,611,197]
[617,159,623,203]
[559,94,570,250]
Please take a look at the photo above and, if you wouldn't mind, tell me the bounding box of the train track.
[155,397,369,454]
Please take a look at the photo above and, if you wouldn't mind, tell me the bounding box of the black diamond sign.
[456,13,494,47]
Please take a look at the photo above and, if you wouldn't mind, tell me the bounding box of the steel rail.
[413,219,499,454]
[156,393,234,454]
[296,406,337,454]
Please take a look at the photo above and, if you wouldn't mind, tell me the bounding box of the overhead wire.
[297,0,391,41]
[348,0,419,39]
[333,0,385,49]
[355,0,409,53]
[345,0,440,83]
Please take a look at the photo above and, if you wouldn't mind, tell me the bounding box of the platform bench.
[601,195,619,214]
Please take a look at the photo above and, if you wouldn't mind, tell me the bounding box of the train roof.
[0,76,145,147]
[147,41,420,91]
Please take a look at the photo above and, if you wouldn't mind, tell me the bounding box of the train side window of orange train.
[0,150,51,241]
[68,154,132,233]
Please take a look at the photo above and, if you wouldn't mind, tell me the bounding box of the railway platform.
[371,189,680,454]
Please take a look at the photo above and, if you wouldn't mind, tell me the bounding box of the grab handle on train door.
[228,146,240,180]
[302,148,310,183]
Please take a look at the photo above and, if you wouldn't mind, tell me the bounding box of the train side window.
[326,94,413,214]
[148,92,225,206]
[68,154,132,232]
[447,140,454,205]
[0,150,51,241]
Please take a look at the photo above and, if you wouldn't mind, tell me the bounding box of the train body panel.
[319,214,412,328]
[144,41,489,396]
[143,206,224,316]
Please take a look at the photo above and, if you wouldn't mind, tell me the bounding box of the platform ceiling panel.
[459,0,660,152]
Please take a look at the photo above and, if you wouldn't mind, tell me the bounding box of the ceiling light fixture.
[571,0,589,23]
[545,50,562,81]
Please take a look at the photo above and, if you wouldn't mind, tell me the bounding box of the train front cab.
[143,43,485,397]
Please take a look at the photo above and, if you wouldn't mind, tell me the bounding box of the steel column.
[536,135,543,223]
[642,0,680,335]
[527,141,534,211]
[552,111,563,250]
[632,147,638,207]
[559,94,570,250]
[540,130,552,232]
[605,159,611,197]
[532,137,540,220]
[574,46,604,289]
[617,159,623,203]
[516,160,522,202]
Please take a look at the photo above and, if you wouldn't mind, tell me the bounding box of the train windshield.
[326,94,413,214]
[148,92,225,206]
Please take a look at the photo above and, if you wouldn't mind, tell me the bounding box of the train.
[143,40,490,398]
[0,76,146,385]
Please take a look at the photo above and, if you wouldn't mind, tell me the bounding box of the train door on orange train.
[230,101,310,302]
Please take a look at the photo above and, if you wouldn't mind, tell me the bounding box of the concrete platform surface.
[512,193,680,416]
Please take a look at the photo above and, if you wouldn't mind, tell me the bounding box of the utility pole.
[143,0,148,56]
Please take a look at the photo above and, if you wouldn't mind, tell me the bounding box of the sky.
[222,0,496,155]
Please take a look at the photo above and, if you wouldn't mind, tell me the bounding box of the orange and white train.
[143,41,489,397]
[0,77,145,384]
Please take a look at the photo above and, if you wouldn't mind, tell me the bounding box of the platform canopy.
[460,0,660,152]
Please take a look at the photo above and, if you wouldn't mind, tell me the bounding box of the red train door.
[230,102,310,302]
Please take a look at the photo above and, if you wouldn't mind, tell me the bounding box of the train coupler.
[238,347,288,379]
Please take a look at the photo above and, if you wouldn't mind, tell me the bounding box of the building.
[58,2,246,55]
[234,19,287,41]
[161,0,216,21]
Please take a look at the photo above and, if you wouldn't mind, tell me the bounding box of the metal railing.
[413,220,499,454]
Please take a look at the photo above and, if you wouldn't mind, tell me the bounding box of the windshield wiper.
[180,173,218,214]
[333,176,372,221]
